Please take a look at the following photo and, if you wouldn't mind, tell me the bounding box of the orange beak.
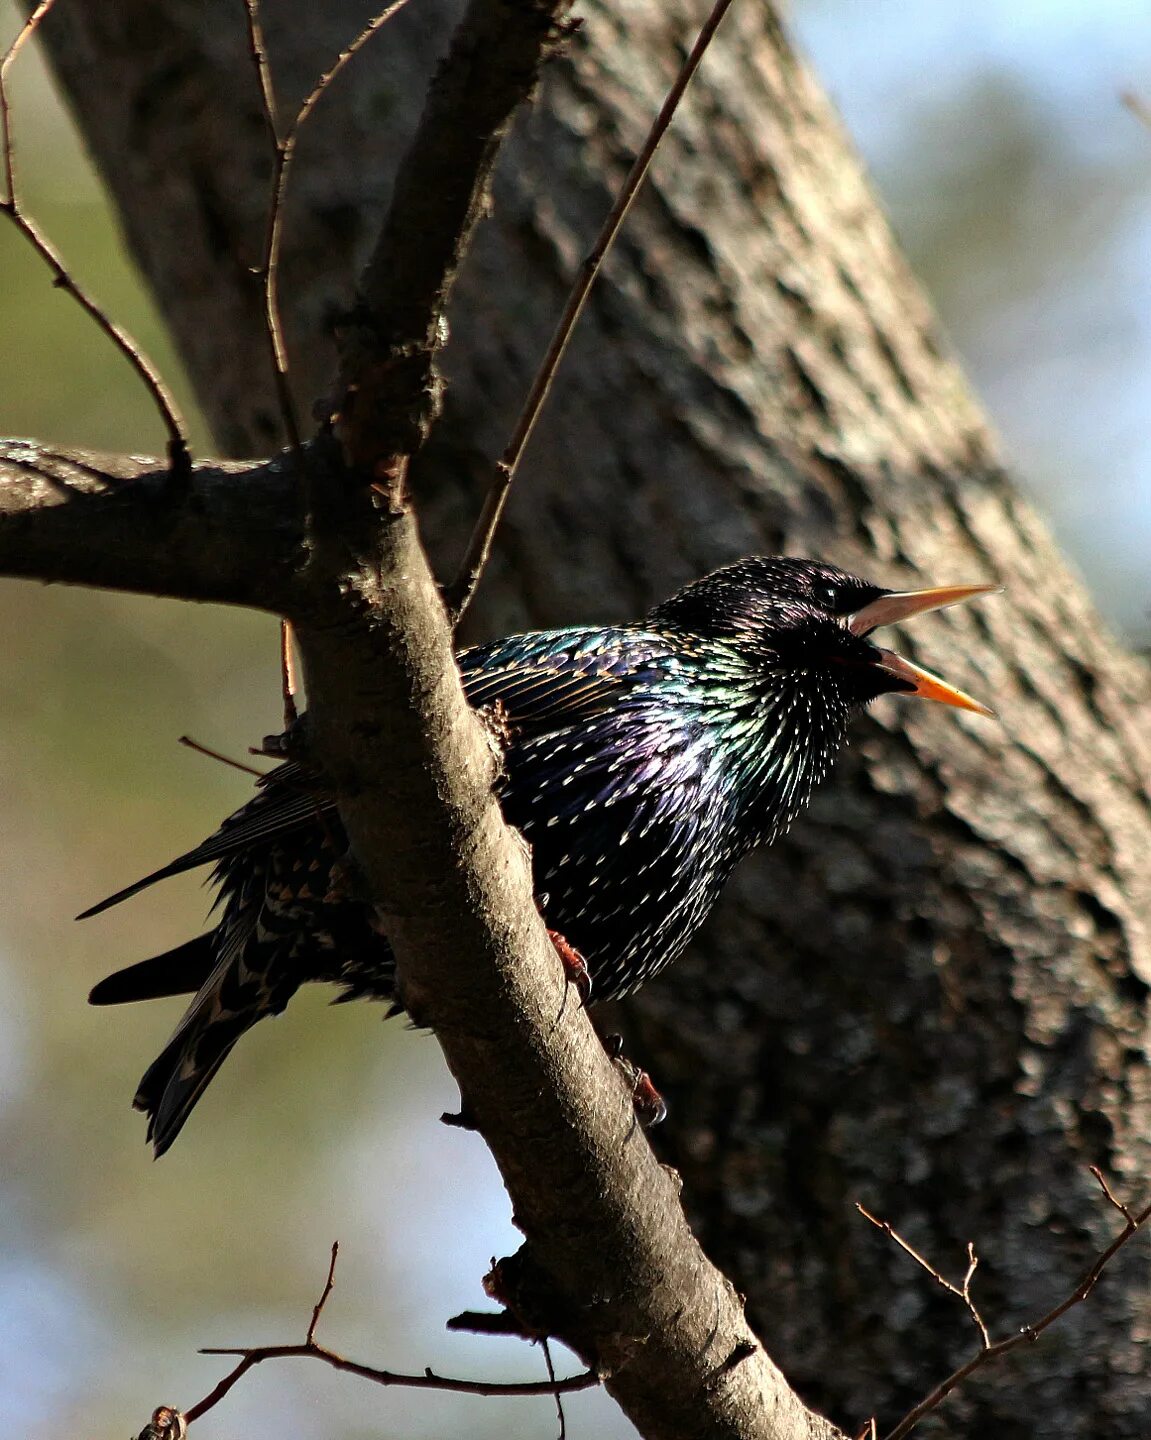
[849,582,999,719]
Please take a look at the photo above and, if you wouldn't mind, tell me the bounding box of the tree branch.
[236,0,847,1431]
[0,440,302,608]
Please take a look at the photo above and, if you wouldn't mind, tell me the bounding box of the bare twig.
[446,0,738,622]
[239,0,301,449]
[289,1,414,141]
[1090,1164,1135,1224]
[541,1336,567,1440]
[242,0,415,457]
[856,1204,989,1348]
[165,1240,598,1429]
[240,0,302,452]
[307,1240,340,1345]
[186,1343,599,1423]
[0,0,191,470]
[861,1177,1151,1440]
[178,735,269,780]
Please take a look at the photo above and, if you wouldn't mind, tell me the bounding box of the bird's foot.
[547,928,592,1004]
[605,1033,668,1127]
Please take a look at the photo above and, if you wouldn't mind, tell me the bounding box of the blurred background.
[1,1,1149,1436]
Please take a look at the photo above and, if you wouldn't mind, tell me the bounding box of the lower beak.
[848,583,1000,638]
[874,648,995,719]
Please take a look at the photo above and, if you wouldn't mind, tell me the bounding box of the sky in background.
[2,2,1150,1438]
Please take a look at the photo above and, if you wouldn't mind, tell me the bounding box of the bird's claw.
[548,928,592,1004]
[605,1033,668,1126]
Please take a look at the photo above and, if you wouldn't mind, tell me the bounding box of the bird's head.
[649,556,996,717]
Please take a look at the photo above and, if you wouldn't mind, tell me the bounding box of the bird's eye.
[813,581,840,610]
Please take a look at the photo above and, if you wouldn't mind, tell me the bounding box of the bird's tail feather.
[135,1019,243,1152]
[129,911,288,1157]
[134,1004,258,1157]
[88,935,217,1006]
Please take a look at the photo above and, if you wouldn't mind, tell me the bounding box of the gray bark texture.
[26,0,1151,1435]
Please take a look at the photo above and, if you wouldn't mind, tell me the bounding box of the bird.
[83,557,995,1155]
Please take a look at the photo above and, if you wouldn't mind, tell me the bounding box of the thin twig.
[246,0,415,457]
[0,0,191,471]
[1090,1164,1135,1224]
[307,1240,340,1345]
[178,735,269,780]
[171,1239,598,1428]
[860,1178,1151,1440]
[240,0,303,454]
[185,1343,599,1423]
[856,1205,989,1348]
[288,1,414,143]
[541,1336,567,1440]
[243,3,412,709]
[446,0,738,622]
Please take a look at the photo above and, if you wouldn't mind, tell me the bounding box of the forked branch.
[134,1241,598,1435]
[859,1171,1151,1440]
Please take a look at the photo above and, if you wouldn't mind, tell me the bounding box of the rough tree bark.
[19,1,1151,1437]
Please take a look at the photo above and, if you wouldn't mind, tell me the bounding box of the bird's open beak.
[849,583,999,719]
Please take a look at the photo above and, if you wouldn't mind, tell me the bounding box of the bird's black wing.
[78,626,670,920]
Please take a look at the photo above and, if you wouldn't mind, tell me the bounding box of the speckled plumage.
[85,557,983,1154]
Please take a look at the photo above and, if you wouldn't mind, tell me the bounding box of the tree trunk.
[30,1,1151,1434]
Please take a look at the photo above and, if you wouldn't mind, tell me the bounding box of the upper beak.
[849,582,999,719]
[848,583,1000,638]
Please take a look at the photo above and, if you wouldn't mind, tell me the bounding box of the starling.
[84,557,994,1155]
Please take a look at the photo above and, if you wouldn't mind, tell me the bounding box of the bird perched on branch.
[84,557,995,1155]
